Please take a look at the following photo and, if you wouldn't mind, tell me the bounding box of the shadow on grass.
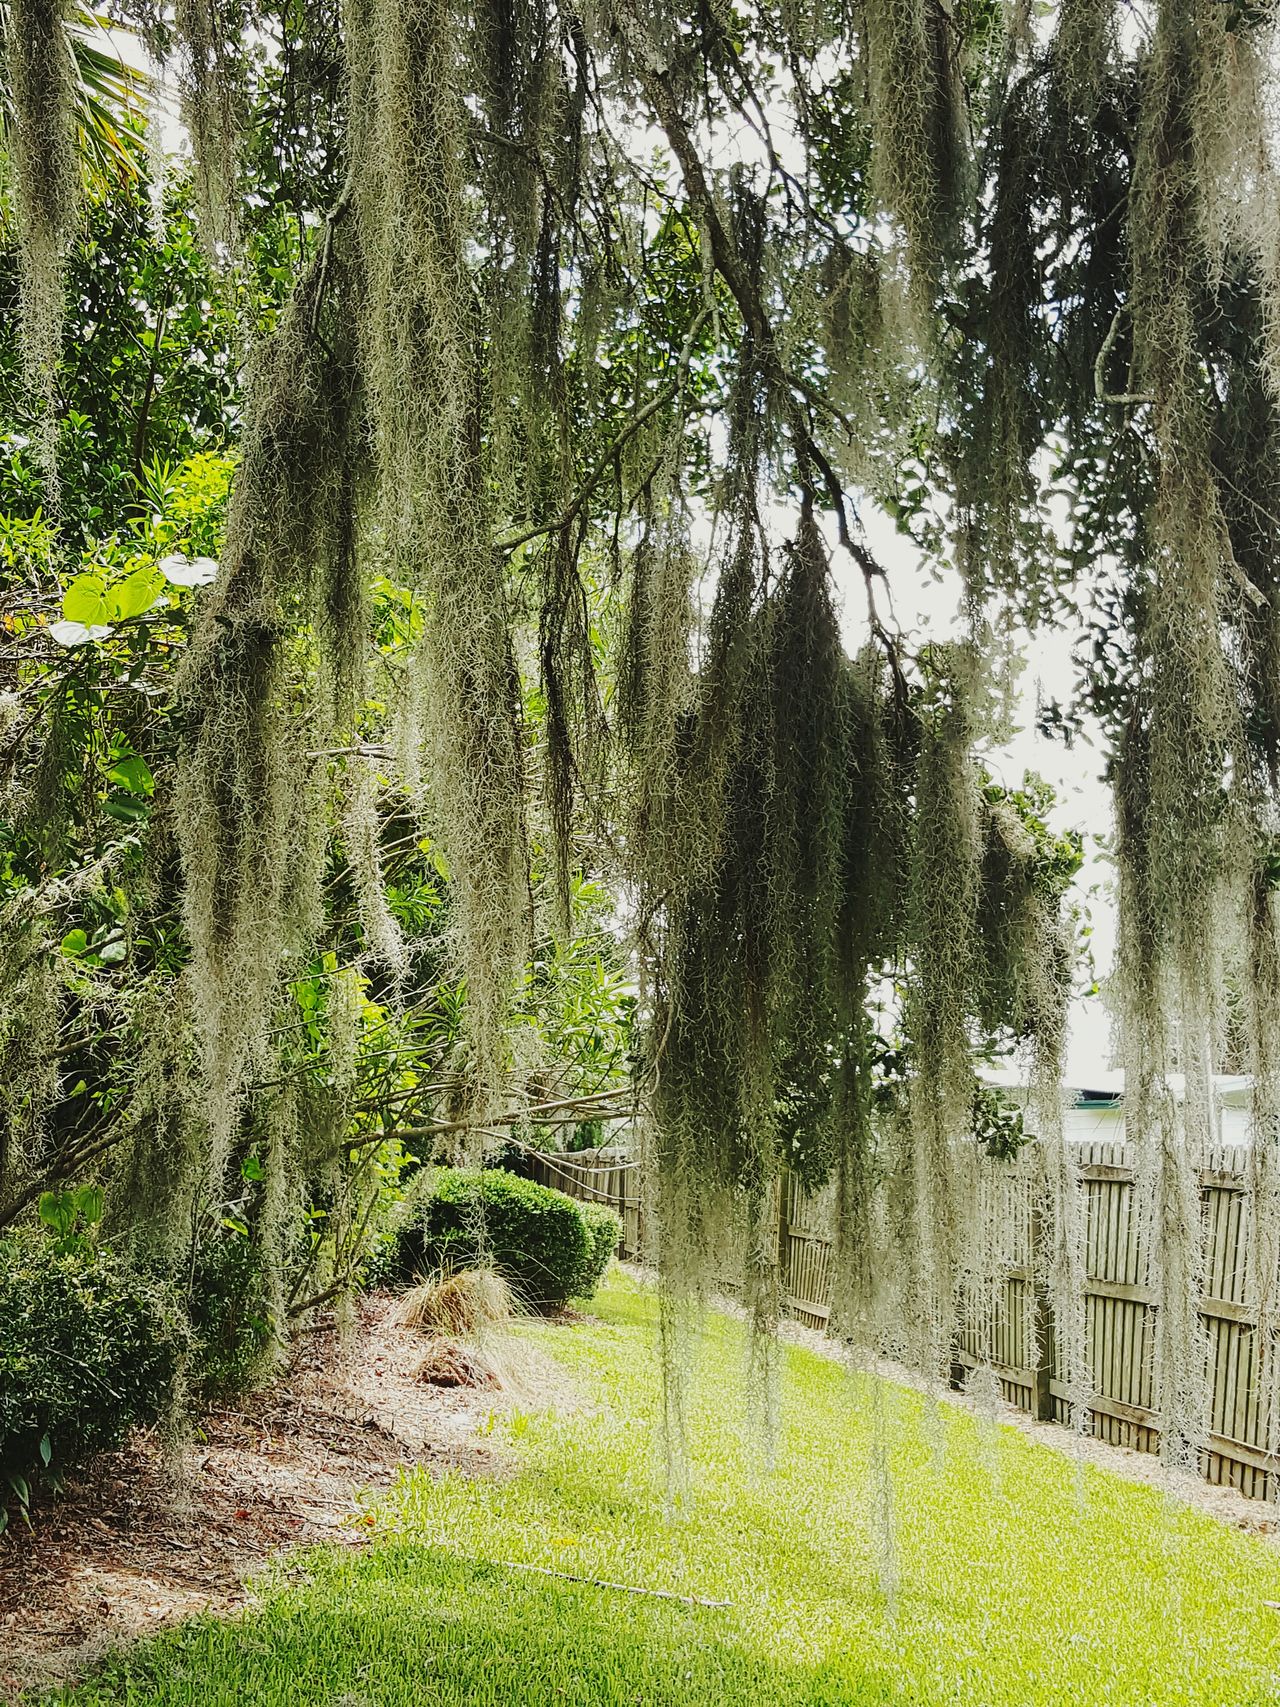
[43,1545,905,1707]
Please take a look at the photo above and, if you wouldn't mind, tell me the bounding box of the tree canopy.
[4,0,1280,1470]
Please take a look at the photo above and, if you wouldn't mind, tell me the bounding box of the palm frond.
[0,5,150,191]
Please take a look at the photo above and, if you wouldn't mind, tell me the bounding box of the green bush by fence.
[572,1201,621,1300]
[396,1168,616,1312]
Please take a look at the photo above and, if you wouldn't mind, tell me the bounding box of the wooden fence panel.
[532,1139,1280,1502]
[527,1149,645,1259]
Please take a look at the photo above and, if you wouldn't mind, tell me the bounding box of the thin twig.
[498,1560,730,1609]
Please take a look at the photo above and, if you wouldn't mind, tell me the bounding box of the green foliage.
[398,1168,594,1312]
[970,1085,1029,1163]
[185,1231,271,1398]
[37,1180,104,1243]
[572,1200,621,1299]
[0,1234,187,1520]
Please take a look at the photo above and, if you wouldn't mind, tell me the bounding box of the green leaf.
[97,938,128,965]
[38,1191,77,1237]
[38,1435,52,1468]
[60,929,89,957]
[62,574,111,626]
[241,1154,266,1182]
[109,566,162,621]
[105,754,155,795]
[104,795,150,822]
[73,1185,104,1225]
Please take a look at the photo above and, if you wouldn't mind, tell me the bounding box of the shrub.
[0,1236,188,1516]
[573,1201,621,1298]
[186,1232,272,1398]
[398,1168,595,1312]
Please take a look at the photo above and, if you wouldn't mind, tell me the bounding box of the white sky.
[832,511,1118,1084]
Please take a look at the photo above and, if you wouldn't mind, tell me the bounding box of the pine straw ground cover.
[42,1270,1280,1707]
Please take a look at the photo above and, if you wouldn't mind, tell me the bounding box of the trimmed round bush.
[573,1201,621,1299]
[398,1167,602,1312]
[0,1237,188,1502]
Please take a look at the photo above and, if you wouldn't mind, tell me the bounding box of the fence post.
[776,1171,789,1309]
[1029,1201,1056,1422]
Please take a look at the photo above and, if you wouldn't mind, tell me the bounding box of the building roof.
[980,1065,1253,1109]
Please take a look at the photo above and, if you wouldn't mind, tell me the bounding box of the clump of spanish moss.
[1047,0,1118,125]
[0,921,61,1205]
[901,656,982,1381]
[1114,0,1259,1474]
[5,0,79,479]
[175,250,361,1187]
[857,0,970,313]
[345,0,529,1101]
[342,758,407,979]
[175,0,244,260]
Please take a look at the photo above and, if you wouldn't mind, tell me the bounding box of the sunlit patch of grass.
[47,1269,1280,1706]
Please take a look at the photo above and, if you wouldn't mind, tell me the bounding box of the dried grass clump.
[414,1336,503,1390]
[392,1268,516,1339]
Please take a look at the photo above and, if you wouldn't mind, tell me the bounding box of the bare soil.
[0,1292,569,1701]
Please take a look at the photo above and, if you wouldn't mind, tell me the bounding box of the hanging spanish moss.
[901,655,982,1381]
[175,248,361,1185]
[1112,0,1261,1476]
[5,0,78,478]
[342,757,407,979]
[0,920,60,1205]
[174,0,245,260]
[345,0,528,1100]
[857,0,969,314]
[13,0,1280,1526]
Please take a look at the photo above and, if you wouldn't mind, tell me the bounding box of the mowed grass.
[46,1269,1280,1706]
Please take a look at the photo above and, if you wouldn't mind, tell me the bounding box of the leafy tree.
[3,1,1279,1477]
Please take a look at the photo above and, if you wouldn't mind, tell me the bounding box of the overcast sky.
[834,509,1118,1086]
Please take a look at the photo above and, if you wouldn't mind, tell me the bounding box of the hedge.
[0,1237,188,1513]
[573,1201,621,1299]
[397,1168,617,1311]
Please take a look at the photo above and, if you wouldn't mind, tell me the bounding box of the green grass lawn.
[44,1269,1280,1705]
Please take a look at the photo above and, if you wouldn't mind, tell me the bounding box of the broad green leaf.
[60,929,90,957]
[104,795,150,822]
[109,566,162,620]
[38,1190,77,1236]
[106,754,155,795]
[97,937,128,965]
[62,574,111,626]
[73,1185,104,1225]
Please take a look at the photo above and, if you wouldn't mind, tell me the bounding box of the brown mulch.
[0,1292,538,1700]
